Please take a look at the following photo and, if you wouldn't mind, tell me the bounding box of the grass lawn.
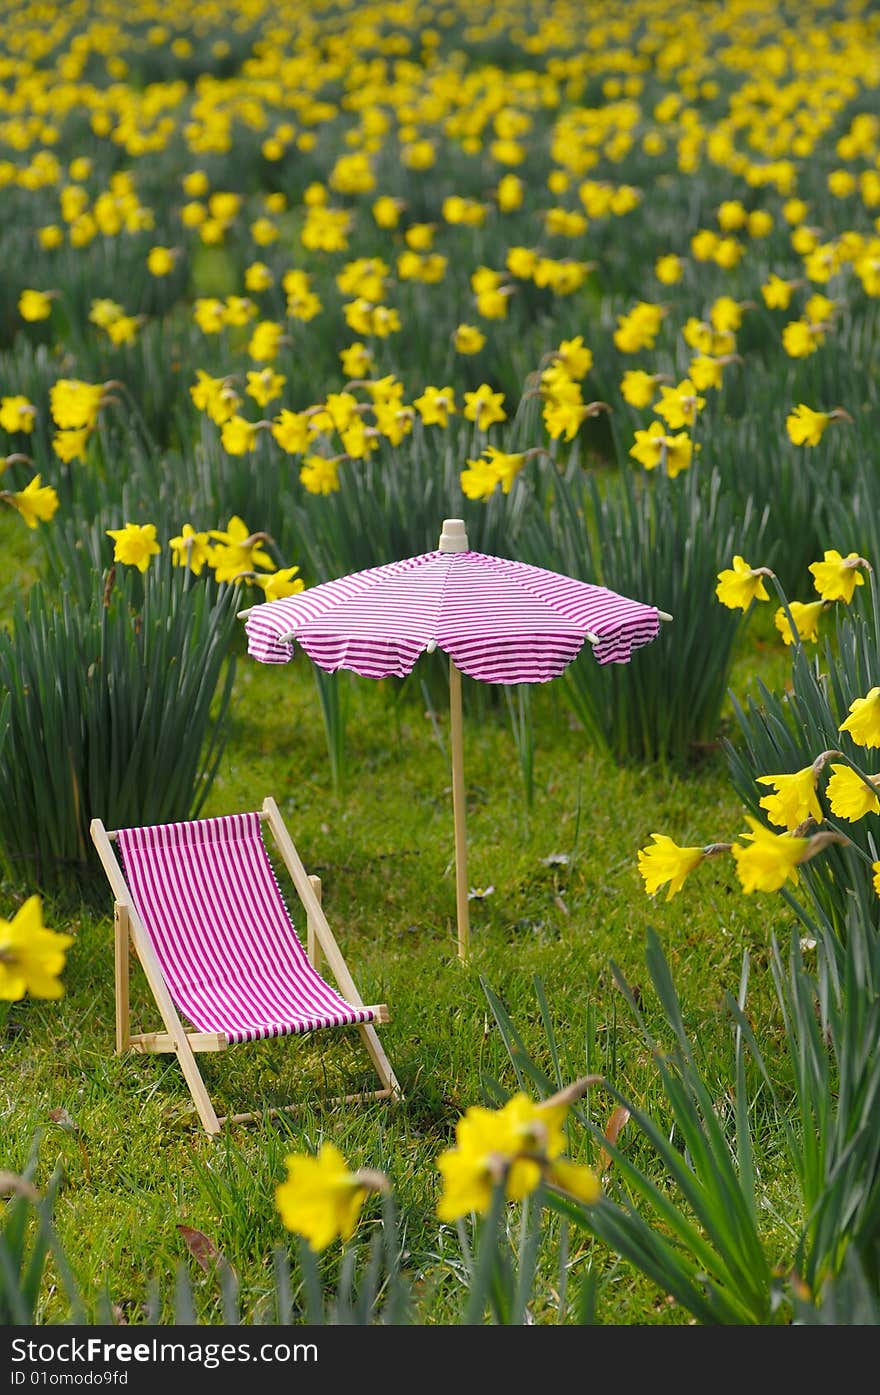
[2,513,803,1323]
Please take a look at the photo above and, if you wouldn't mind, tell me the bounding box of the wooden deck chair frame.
[89,796,401,1136]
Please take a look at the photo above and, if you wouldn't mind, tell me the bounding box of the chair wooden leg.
[307,874,323,973]
[358,1022,403,1101]
[114,902,130,1054]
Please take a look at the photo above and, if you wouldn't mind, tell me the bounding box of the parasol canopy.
[242,520,669,958]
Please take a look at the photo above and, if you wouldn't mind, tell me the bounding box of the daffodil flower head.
[276,1143,387,1252]
[637,834,707,900]
[258,567,306,601]
[4,475,59,529]
[825,763,880,821]
[731,817,809,894]
[463,384,506,430]
[0,396,37,434]
[756,765,823,831]
[437,1092,566,1221]
[0,896,72,1001]
[453,323,486,355]
[18,288,55,321]
[169,524,212,576]
[209,516,275,580]
[774,599,826,646]
[620,370,663,408]
[808,549,867,603]
[839,688,880,748]
[106,522,162,573]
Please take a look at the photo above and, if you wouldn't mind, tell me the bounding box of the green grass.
[1,582,804,1324]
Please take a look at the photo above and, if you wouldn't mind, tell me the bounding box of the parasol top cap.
[438,518,469,553]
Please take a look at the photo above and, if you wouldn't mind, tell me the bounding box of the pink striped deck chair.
[90,796,400,1135]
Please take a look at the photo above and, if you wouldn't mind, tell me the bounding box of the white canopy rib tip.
[278,630,297,643]
[658,610,673,622]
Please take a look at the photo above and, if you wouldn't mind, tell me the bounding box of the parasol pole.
[438,519,471,961]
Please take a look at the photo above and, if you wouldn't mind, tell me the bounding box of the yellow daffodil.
[761,274,801,310]
[50,379,104,431]
[339,342,373,378]
[0,396,36,434]
[257,567,306,601]
[825,764,880,821]
[786,404,830,446]
[220,416,259,455]
[193,298,226,334]
[276,1143,387,1252]
[463,384,506,430]
[18,289,54,321]
[106,522,162,572]
[732,818,809,894]
[613,301,666,353]
[223,296,257,328]
[436,1091,581,1222]
[782,319,824,358]
[653,379,705,429]
[620,370,663,408]
[146,246,177,276]
[53,428,91,464]
[248,321,284,362]
[461,455,501,501]
[688,355,728,391]
[169,524,212,576]
[0,896,72,1001]
[775,600,826,646]
[372,195,404,228]
[209,516,275,580]
[106,315,141,347]
[756,766,823,831]
[245,369,286,409]
[629,421,694,477]
[809,550,867,603]
[839,688,880,748]
[244,261,274,292]
[4,475,59,528]
[300,455,341,495]
[271,410,311,455]
[453,323,486,355]
[715,557,771,611]
[654,253,682,284]
[89,299,124,329]
[637,834,708,900]
[414,385,456,427]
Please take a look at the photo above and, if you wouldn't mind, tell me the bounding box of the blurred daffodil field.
[4,0,880,1328]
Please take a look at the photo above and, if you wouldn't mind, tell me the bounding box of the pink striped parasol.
[241,520,670,959]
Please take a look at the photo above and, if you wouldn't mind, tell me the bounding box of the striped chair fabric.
[116,812,375,1044]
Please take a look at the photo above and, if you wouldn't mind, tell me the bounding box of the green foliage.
[0,556,238,886]
[0,1138,83,1324]
[482,913,880,1323]
[523,463,767,766]
[726,579,880,933]
[729,912,880,1296]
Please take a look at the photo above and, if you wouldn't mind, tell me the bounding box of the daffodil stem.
[818,816,877,867]
[463,1180,507,1325]
[296,1237,324,1323]
[867,562,880,661]
[513,1190,542,1324]
[767,572,803,651]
